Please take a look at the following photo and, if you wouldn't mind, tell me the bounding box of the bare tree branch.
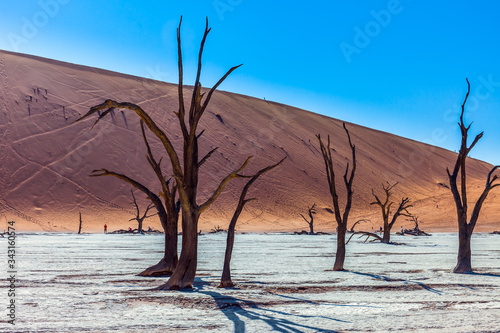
[198,156,253,213]
[198,147,219,168]
[75,100,184,187]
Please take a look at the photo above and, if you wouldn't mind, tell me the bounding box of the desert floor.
[2,232,499,332]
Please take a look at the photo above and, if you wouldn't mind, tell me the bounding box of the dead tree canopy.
[299,204,317,235]
[129,190,157,233]
[317,122,356,271]
[446,78,500,273]
[371,182,412,243]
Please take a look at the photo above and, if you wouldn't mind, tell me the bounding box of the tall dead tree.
[88,121,180,277]
[299,204,317,235]
[129,190,157,233]
[317,122,356,271]
[219,158,285,288]
[77,18,252,289]
[371,182,412,243]
[447,78,499,273]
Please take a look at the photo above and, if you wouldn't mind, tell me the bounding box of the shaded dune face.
[0,50,498,232]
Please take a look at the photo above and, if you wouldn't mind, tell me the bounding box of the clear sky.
[1,1,499,165]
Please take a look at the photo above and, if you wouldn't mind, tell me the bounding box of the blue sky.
[1,0,499,165]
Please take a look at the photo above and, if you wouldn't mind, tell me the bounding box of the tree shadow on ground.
[187,279,347,333]
[467,272,500,277]
[202,290,344,333]
[349,271,444,295]
[267,292,380,309]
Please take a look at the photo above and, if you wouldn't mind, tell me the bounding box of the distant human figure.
[128,227,132,232]
[148,226,152,232]
[379,226,383,233]
[401,226,404,233]
[104,224,107,234]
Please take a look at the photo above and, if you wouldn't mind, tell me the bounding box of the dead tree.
[317,122,356,271]
[78,211,82,234]
[447,78,500,273]
[409,215,420,231]
[370,182,412,243]
[88,121,180,277]
[220,158,284,288]
[77,18,252,289]
[129,190,157,233]
[404,215,430,236]
[299,204,317,234]
[349,219,370,233]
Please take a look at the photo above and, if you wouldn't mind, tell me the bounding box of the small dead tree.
[220,158,284,288]
[350,219,370,233]
[129,190,157,233]
[371,182,412,243]
[404,215,430,236]
[317,122,356,271]
[408,215,420,231]
[78,211,83,234]
[447,78,500,273]
[299,204,317,235]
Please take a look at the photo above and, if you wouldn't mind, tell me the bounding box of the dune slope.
[0,50,498,232]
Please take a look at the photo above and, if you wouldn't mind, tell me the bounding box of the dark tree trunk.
[158,211,199,289]
[219,159,283,288]
[454,223,472,273]
[78,211,82,234]
[382,224,390,243]
[220,221,236,288]
[139,208,178,277]
[137,219,143,233]
[333,223,346,271]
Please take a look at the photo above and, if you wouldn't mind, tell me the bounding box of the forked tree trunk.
[158,211,199,289]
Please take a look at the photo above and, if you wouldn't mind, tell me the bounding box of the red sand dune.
[0,50,498,233]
